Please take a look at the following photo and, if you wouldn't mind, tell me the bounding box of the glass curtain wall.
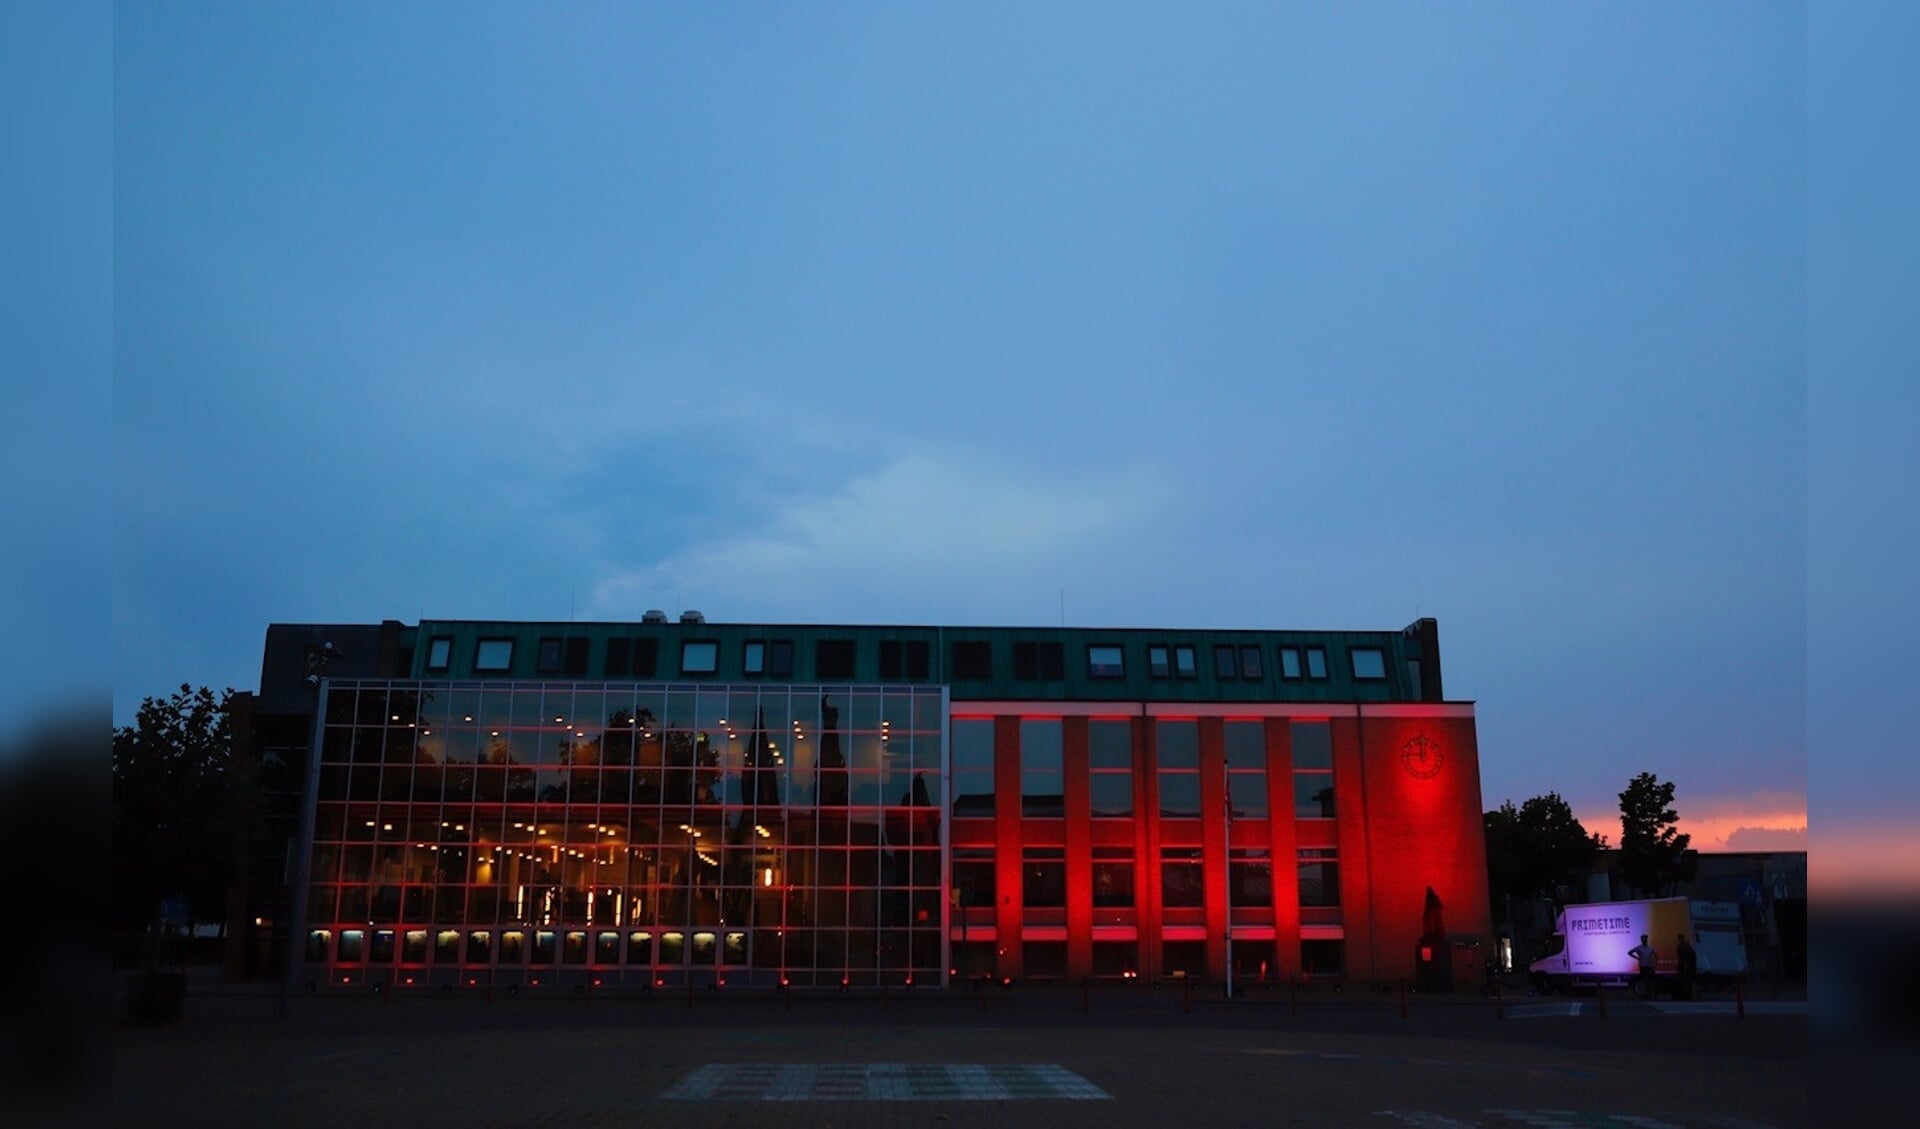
[304,680,948,989]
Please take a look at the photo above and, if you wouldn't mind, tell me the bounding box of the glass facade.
[302,680,948,988]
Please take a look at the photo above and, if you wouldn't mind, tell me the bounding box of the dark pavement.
[113,980,1808,1128]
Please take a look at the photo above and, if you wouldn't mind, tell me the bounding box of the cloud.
[1575,789,1807,853]
[589,449,1176,623]
[1722,825,1808,851]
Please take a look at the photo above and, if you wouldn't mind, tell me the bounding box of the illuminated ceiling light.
[391,714,399,721]
[463,715,473,722]
[365,821,376,827]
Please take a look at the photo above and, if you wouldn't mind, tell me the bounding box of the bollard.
[1735,980,1745,1021]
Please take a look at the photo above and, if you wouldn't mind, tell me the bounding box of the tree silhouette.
[112,685,256,951]
[1484,792,1606,946]
[1617,772,1697,897]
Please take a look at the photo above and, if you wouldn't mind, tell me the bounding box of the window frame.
[425,636,452,673]
[679,639,719,676]
[535,636,563,675]
[1350,647,1387,680]
[1305,646,1328,679]
[743,640,766,676]
[1278,647,1302,680]
[1213,644,1238,680]
[1239,645,1264,680]
[1173,645,1197,679]
[473,638,514,674]
[1087,644,1125,679]
[1147,645,1170,679]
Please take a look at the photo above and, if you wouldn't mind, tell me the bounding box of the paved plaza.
[113,981,1808,1127]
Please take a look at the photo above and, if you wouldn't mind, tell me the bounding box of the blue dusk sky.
[100,4,1817,850]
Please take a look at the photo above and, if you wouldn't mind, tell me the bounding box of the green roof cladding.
[406,618,1445,703]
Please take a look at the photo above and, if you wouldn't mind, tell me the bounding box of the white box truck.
[1528,897,1747,996]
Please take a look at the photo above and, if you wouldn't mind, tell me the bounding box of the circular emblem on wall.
[1401,733,1444,779]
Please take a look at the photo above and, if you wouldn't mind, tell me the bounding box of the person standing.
[1628,934,1659,999]
[1677,933,1698,1000]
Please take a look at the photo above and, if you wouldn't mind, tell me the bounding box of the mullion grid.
[309,680,943,988]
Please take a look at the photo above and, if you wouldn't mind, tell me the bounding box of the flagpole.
[1223,770,1234,1001]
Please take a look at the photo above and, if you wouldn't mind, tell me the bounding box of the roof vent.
[680,610,705,624]
[641,610,668,624]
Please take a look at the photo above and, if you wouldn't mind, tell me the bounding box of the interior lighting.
[464,715,473,722]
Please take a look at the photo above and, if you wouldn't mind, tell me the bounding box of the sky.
[90,3,1830,854]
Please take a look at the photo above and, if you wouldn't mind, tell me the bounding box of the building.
[238,615,1490,992]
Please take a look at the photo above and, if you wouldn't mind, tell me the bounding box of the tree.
[1617,771,1698,897]
[112,685,255,957]
[1484,792,1607,922]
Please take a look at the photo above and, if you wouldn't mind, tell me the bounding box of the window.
[1161,848,1205,907]
[1279,647,1302,679]
[1156,720,1200,817]
[426,637,452,672]
[631,638,659,678]
[1089,720,1133,818]
[1148,645,1170,678]
[877,640,931,681]
[1351,647,1386,680]
[680,640,717,675]
[952,848,995,906]
[1092,848,1134,908]
[1229,849,1272,907]
[474,638,514,673]
[1406,658,1423,700]
[1013,641,1066,681]
[951,640,991,680]
[815,639,855,679]
[1300,939,1344,978]
[1239,646,1264,680]
[1305,647,1328,679]
[536,637,563,675]
[1173,646,1197,679]
[766,639,793,678]
[604,637,631,677]
[1226,721,1268,818]
[1023,941,1067,978]
[563,638,589,676]
[1087,645,1124,679]
[1298,849,1340,907]
[1023,848,1066,908]
[743,641,765,675]
[1020,719,1063,817]
[1292,720,1335,819]
[951,719,995,817]
[1213,645,1238,679]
